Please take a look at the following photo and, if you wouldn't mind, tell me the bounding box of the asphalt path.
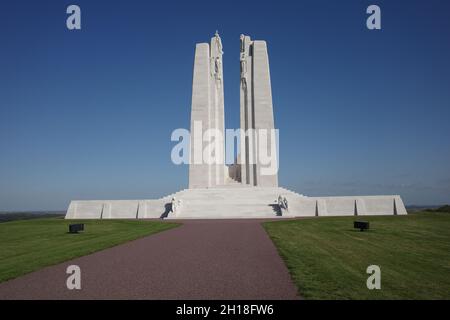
[0,219,300,299]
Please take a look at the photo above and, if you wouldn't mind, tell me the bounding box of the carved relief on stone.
[215,30,223,56]
[215,57,222,81]
[240,57,247,77]
[240,72,247,91]
[240,34,245,53]
[240,34,248,91]
[211,31,223,83]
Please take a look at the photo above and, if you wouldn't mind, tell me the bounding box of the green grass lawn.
[263,212,450,300]
[0,218,179,283]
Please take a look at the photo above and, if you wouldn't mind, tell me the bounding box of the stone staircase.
[165,187,304,219]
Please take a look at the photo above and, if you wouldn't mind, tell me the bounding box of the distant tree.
[436,205,450,213]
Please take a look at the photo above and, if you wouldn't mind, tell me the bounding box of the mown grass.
[263,212,450,299]
[0,218,179,283]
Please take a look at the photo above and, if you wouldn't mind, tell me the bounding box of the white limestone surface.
[65,187,407,219]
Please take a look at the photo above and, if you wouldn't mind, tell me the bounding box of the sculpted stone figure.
[239,34,248,90]
[240,57,247,76]
[277,195,283,208]
[171,197,182,215]
[211,31,223,82]
[215,57,222,81]
[277,195,289,214]
[240,61,247,90]
[283,197,289,211]
[215,30,223,55]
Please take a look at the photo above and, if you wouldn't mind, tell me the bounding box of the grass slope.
[0,218,179,283]
[263,212,450,299]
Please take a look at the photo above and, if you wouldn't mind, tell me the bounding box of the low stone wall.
[65,191,407,219]
[65,199,169,219]
[303,195,407,217]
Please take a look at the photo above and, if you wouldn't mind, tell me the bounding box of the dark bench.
[354,221,369,232]
[69,223,84,234]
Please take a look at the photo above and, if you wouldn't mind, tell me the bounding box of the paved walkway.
[0,219,300,299]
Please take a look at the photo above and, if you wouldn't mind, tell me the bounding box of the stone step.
[171,209,281,219]
[161,187,304,219]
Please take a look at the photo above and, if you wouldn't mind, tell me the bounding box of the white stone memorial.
[65,33,407,219]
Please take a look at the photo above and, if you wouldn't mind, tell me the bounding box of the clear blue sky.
[1,0,449,211]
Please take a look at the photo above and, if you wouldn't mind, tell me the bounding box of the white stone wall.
[65,190,407,219]
[289,195,407,217]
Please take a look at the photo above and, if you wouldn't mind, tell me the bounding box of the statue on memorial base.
[277,195,289,214]
[171,197,182,216]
